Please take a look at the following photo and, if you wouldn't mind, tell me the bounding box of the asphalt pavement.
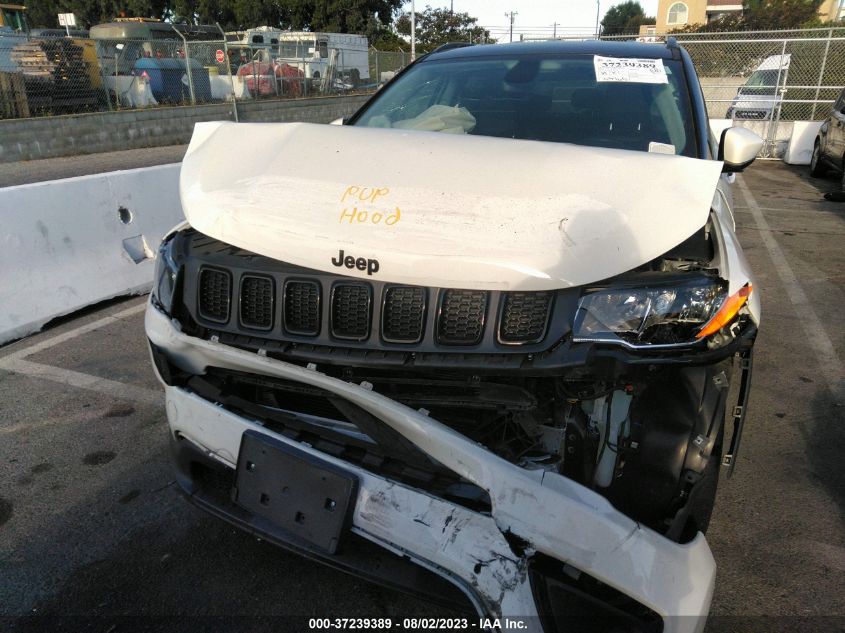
[0,161,843,632]
[0,145,187,188]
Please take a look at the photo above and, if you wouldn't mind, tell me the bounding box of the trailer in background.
[275,32,370,86]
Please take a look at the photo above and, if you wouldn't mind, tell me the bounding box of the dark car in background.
[810,87,845,188]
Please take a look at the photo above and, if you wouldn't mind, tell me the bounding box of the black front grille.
[284,280,321,336]
[198,267,231,323]
[239,275,274,330]
[184,230,569,352]
[499,291,552,343]
[382,286,426,343]
[331,284,372,340]
[438,289,487,345]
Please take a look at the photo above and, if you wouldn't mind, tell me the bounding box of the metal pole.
[375,49,380,85]
[172,25,196,105]
[595,0,601,39]
[216,23,238,122]
[100,40,115,111]
[766,40,788,158]
[410,0,416,61]
[811,28,832,120]
[114,45,123,110]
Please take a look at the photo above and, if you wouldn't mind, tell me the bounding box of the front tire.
[809,140,825,177]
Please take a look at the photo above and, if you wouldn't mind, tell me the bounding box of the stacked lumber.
[10,39,100,114]
[0,71,30,119]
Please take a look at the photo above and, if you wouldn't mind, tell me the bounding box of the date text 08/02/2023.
[308,617,531,630]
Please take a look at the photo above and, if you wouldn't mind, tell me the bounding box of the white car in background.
[726,54,791,120]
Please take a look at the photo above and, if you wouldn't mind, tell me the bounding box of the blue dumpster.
[133,58,212,103]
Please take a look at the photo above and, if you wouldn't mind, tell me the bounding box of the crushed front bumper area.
[146,301,716,633]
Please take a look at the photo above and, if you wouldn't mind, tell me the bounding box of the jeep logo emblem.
[331,249,379,276]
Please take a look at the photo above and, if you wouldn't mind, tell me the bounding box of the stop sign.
[215,49,225,64]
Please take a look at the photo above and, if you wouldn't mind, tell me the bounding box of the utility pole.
[411,0,416,60]
[595,0,601,39]
[505,10,518,43]
[553,22,557,38]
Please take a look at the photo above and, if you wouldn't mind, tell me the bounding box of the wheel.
[809,140,825,177]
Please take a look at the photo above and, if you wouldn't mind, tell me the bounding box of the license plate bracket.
[234,430,358,554]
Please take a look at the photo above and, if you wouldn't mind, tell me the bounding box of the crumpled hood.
[180,122,723,290]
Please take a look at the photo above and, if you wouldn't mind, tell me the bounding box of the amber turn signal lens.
[695,284,752,339]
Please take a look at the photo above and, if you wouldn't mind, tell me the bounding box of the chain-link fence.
[601,28,845,156]
[0,30,409,120]
[4,25,842,156]
[0,33,106,117]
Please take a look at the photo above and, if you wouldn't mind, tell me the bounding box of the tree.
[742,0,823,28]
[27,0,402,32]
[671,0,826,32]
[395,5,491,53]
[600,1,654,35]
[27,0,169,28]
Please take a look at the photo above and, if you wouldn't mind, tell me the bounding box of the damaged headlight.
[152,232,182,315]
[573,278,733,347]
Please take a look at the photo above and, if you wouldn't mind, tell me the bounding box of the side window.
[667,2,688,25]
[252,35,264,44]
[318,41,328,58]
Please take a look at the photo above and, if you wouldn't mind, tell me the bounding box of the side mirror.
[719,127,764,173]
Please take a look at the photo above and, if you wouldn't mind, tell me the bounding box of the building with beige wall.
[649,0,844,33]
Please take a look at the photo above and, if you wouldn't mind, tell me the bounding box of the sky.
[400,0,660,40]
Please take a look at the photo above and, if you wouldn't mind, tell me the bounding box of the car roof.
[424,39,679,62]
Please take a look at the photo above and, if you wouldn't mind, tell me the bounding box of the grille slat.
[499,292,552,344]
[198,267,231,323]
[383,287,426,344]
[438,289,487,345]
[331,284,372,340]
[240,275,274,330]
[284,280,321,336]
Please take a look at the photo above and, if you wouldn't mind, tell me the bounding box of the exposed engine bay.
[152,220,754,544]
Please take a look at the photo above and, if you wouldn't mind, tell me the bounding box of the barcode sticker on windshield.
[594,56,668,84]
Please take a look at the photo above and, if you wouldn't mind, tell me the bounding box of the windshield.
[746,69,779,87]
[354,53,697,157]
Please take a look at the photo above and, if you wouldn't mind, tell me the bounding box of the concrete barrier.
[0,94,371,163]
[0,164,183,345]
[784,121,823,165]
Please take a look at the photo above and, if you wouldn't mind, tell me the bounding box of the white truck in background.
[726,54,791,120]
[228,29,370,87]
[276,32,370,86]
